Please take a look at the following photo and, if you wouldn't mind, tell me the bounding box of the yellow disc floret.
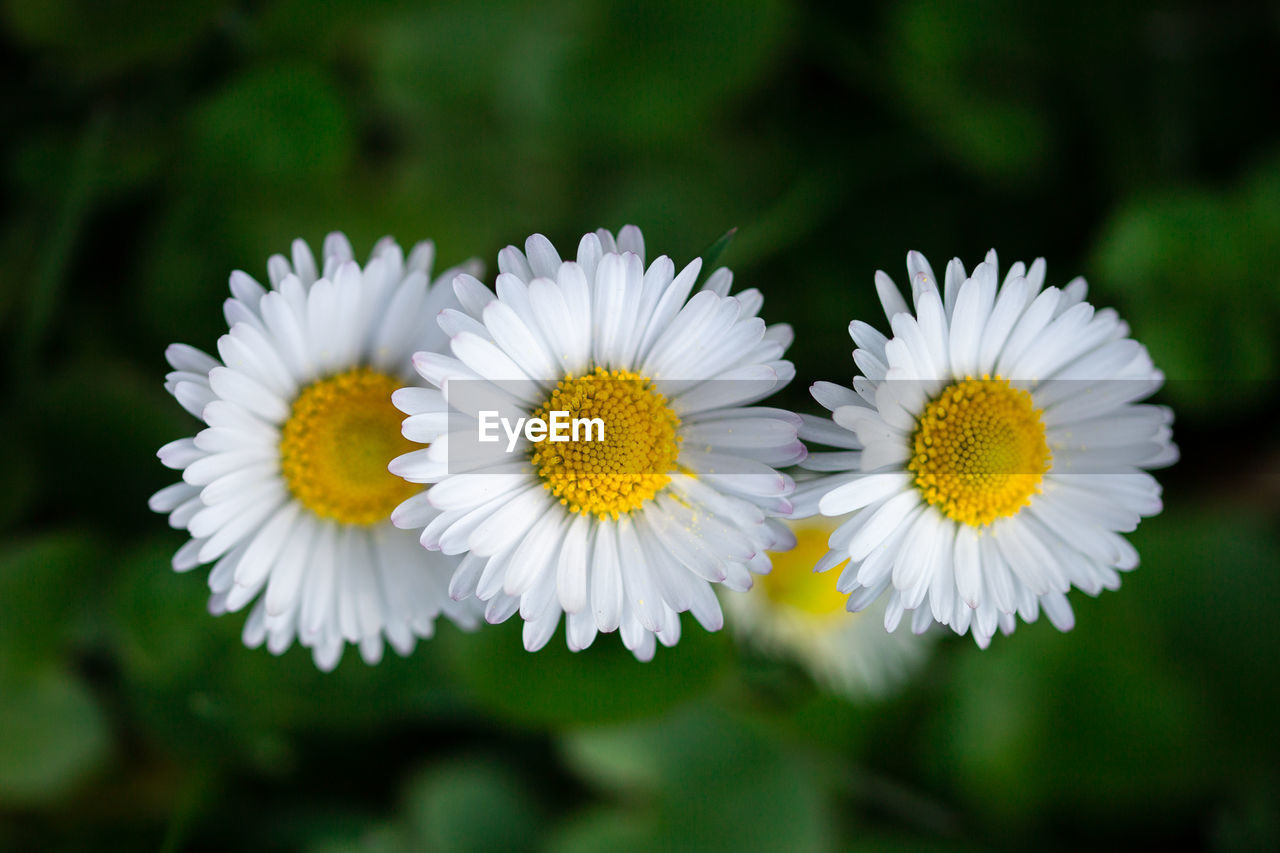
[279,367,418,525]
[908,376,1051,528]
[530,367,681,520]
[761,523,849,619]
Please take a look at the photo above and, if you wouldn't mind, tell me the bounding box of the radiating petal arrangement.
[388,226,803,660]
[150,234,483,670]
[794,250,1177,647]
[152,234,1174,673]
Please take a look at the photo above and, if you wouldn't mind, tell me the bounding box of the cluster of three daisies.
[151,226,1175,674]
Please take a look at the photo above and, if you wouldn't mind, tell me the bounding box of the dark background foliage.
[1,1,1277,850]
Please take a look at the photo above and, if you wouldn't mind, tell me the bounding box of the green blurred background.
[2,0,1278,850]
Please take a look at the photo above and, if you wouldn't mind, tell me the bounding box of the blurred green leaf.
[254,0,404,57]
[112,537,228,687]
[844,835,981,853]
[188,65,353,185]
[0,219,41,333]
[8,111,106,387]
[1126,508,1280,772]
[1091,157,1280,409]
[594,167,749,269]
[363,2,578,251]
[699,227,738,277]
[403,758,543,853]
[444,617,730,727]
[113,537,470,765]
[561,706,831,853]
[0,421,39,534]
[0,532,103,667]
[560,722,664,795]
[886,0,1052,183]
[307,823,412,853]
[368,0,567,127]
[0,665,110,805]
[8,114,166,202]
[1211,782,1280,853]
[3,0,222,74]
[212,623,471,736]
[928,543,1216,824]
[26,358,191,530]
[545,808,657,853]
[556,0,791,147]
[137,190,241,348]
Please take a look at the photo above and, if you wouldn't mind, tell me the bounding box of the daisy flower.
[389,226,803,660]
[724,515,932,698]
[796,250,1177,647]
[150,233,482,670]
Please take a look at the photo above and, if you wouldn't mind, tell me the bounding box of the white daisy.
[724,515,932,699]
[150,233,483,671]
[389,225,804,660]
[795,250,1177,647]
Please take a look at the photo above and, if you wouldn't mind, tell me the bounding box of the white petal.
[818,472,912,516]
[847,490,921,561]
[591,522,623,632]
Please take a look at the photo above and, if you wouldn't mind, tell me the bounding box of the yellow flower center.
[760,523,849,618]
[908,376,1051,528]
[530,367,681,520]
[278,368,418,526]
